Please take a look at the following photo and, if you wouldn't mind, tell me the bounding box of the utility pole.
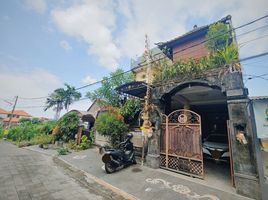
[8,96,18,128]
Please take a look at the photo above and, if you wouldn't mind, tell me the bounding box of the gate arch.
[160,109,204,178]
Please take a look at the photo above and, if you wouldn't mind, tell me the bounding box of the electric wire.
[5,14,268,102]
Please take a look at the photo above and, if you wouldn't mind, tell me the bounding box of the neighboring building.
[0,108,9,125]
[86,100,109,146]
[251,96,268,140]
[63,100,109,146]
[251,96,268,197]
[131,47,170,82]
[117,15,263,199]
[2,110,31,126]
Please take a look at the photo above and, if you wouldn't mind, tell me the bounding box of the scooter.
[102,133,136,173]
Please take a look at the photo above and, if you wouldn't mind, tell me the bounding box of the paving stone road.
[0,140,126,200]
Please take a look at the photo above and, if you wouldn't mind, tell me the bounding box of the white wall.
[253,99,268,139]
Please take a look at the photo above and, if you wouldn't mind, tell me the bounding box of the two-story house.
[0,108,9,125]
[2,110,31,126]
[117,15,263,199]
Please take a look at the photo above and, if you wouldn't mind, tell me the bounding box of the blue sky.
[0,0,268,118]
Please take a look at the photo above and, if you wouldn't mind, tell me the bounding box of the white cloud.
[24,0,47,14]
[49,0,267,69]
[116,0,268,58]
[82,75,97,84]
[0,67,61,118]
[60,40,72,51]
[51,0,120,71]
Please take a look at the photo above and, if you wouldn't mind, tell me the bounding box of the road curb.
[23,146,139,200]
[56,156,139,200]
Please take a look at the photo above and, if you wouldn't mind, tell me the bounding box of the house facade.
[117,15,263,199]
[1,109,31,126]
[0,108,9,125]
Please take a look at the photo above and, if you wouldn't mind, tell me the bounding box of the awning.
[116,81,148,98]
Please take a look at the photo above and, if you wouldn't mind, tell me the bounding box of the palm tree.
[44,84,81,119]
[63,83,81,112]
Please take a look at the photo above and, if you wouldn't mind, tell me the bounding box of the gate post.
[225,71,261,199]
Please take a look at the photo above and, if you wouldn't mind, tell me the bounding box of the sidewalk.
[25,145,252,200]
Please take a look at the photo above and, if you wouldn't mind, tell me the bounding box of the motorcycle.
[102,133,136,173]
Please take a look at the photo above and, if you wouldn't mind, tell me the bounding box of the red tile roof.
[3,117,19,123]
[0,108,31,117]
[0,108,9,114]
[12,110,31,117]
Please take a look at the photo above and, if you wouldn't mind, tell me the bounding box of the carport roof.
[115,81,148,98]
[250,96,268,100]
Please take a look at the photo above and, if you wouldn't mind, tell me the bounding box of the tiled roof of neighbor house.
[156,15,232,49]
[250,96,268,100]
[0,108,9,114]
[12,110,31,117]
[3,117,19,123]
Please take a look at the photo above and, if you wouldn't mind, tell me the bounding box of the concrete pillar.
[225,72,261,199]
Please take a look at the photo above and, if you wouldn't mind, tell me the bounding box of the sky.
[0,0,268,119]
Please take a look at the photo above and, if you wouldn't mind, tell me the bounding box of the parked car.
[202,134,230,162]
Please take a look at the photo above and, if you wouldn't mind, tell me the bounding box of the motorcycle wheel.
[105,162,116,174]
[132,156,137,164]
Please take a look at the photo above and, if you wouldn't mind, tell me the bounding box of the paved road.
[0,140,125,200]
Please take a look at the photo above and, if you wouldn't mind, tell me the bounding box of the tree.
[94,109,128,147]
[63,84,82,111]
[206,22,230,52]
[120,98,142,124]
[86,69,134,107]
[44,84,81,119]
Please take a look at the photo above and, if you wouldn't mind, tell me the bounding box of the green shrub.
[94,111,128,147]
[67,140,77,149]
[6,120,56,145]
[38,120,57,135]
[89,129,95,144]
[79,135,90,150]
[30,134,55,145]
[7,122,39,142]
[120,99,142,124]
[56,112,80,142]
[0,126,3,139]
[67,135,91,151]
[206,22,230,52]
[57,147,69,155]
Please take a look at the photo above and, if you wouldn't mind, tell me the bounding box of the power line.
[19,96,49,100]
[13,50,268,109]
[8,14,268,100]
[56,14,268,92]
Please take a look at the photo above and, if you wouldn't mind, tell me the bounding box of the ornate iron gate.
[160,109,204,178]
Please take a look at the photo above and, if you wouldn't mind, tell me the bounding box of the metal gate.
[160,109,204,178]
